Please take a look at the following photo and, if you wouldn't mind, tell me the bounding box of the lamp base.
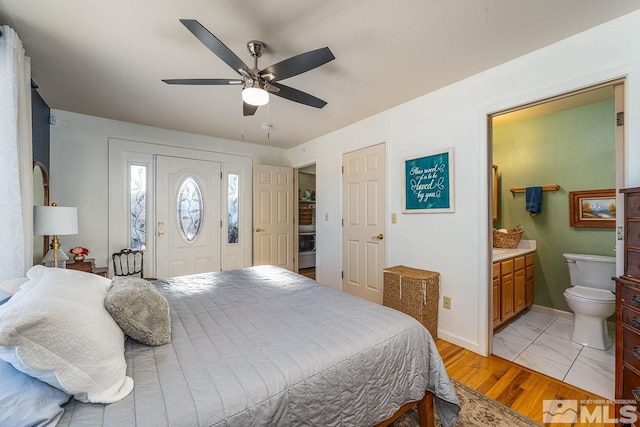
[43,248,68,268]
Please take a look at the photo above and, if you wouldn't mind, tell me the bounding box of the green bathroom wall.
[493,99,616,312]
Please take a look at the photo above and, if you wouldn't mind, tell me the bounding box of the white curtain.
[0,26,33,279]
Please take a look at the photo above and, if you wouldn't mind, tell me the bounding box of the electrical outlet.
[443,296,451,310]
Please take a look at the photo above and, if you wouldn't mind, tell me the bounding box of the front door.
[252,164,294,270]
[156,155,222,278]
[342,143,386,304]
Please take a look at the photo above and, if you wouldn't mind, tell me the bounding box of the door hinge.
[341,166,344,174]
[341,271,344,278]
[220,172,223,179]
[341,218,344,226]
[220,220,222,228]
[617,112,624,126]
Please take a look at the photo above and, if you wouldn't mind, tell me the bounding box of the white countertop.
[492,240,536,262]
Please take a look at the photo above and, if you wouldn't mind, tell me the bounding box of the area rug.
[391,379,542,426]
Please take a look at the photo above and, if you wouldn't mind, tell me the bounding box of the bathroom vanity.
[492,241,536,329]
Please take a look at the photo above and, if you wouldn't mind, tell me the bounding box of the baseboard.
[437,330,480,354]
[530,304,574,320]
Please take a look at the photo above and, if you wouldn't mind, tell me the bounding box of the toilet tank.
[563,253,616,291]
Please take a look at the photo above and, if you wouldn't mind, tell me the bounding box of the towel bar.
[510,185,560,194]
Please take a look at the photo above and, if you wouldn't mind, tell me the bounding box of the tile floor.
[493,310,615,399]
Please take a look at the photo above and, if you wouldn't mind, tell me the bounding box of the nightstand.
[66,258,108,277]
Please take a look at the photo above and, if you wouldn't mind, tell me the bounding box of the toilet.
[563,253,616,350]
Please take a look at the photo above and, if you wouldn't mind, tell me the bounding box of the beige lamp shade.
[34,206,78,236]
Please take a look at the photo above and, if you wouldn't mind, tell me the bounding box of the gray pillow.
[105,277,171,346]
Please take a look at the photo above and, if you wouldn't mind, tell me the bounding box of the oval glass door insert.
[176,177,203,243]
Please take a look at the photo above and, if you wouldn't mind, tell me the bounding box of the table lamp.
[34,203,78,268]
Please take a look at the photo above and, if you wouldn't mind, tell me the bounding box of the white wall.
[50,110,289,271]
[287,11,640,354]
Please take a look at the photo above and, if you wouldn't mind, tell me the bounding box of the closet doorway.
[296,164,317,280]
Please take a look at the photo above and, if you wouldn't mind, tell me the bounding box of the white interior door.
[342,143,386,304]
[253,164,294,270]
[156,155,221,278]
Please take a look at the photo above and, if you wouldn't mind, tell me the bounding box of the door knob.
[255,228,264,232]
[157,231,164,237]
[158,221,164,227]
[372,233,384,240]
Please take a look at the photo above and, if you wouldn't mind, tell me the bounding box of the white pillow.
[0,266,133,403]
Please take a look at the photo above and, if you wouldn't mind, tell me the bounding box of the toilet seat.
[564,285,614,302]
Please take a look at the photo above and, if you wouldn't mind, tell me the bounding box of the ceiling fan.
[163,19,335,116]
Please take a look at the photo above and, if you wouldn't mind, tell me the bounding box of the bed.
[1,265,459,426]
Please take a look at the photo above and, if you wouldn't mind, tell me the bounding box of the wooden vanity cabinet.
[525,253,535,306]
[500,259,514,322]
[492,263,501,328]
[493,252,536,329]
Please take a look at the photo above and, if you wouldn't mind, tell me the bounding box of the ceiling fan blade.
[179,19,250,74]
[270,83,327,108]
[162,78,242,85]
[260,47,335,82]
[243,102,258,116]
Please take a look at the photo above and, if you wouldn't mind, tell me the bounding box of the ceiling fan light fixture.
[242,86,269,106]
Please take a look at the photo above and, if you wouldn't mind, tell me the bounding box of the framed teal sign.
[403,148,454,213]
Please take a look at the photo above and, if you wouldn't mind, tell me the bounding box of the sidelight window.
[228,173,240,244]
[129,164,147,249]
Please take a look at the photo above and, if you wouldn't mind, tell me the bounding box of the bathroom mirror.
[33,161,49,265]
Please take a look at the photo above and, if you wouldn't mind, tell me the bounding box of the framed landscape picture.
[569,189,616,228]
[403,148,454,213]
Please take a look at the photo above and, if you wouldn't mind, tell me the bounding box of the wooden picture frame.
[403,148,454,213]
[569,189,616,228]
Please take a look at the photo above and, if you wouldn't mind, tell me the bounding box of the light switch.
[391,213,397,224]
[325,213,329,221]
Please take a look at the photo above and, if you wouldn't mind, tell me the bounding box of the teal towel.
[526,186,542,214]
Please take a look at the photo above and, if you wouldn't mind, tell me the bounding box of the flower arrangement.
[69,246,89,261]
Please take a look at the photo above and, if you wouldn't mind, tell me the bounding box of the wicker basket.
[493,226,524,249]
[383,265,440,338]
[298,206,314,225]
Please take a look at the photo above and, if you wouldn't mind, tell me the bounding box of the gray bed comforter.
[58,266,459,426]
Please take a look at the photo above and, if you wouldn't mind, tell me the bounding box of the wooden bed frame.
[374,391,435,427]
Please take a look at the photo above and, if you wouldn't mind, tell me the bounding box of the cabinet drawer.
[629,221,640,249]
[514,256,525,271]
[622,365,640,403]
[493,262,500,280]
[525,252,535,266]
[622,306,640,332]
[628,250,640,281]
[501,259,513,275]
[624,327,640,372]
[620,283,640,309]
[627,194,640,219]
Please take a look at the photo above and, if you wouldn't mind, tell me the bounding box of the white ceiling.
[1,1,639,149]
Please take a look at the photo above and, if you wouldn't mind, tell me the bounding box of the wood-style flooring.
[436,339,615,427]
[298,268,316,280]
